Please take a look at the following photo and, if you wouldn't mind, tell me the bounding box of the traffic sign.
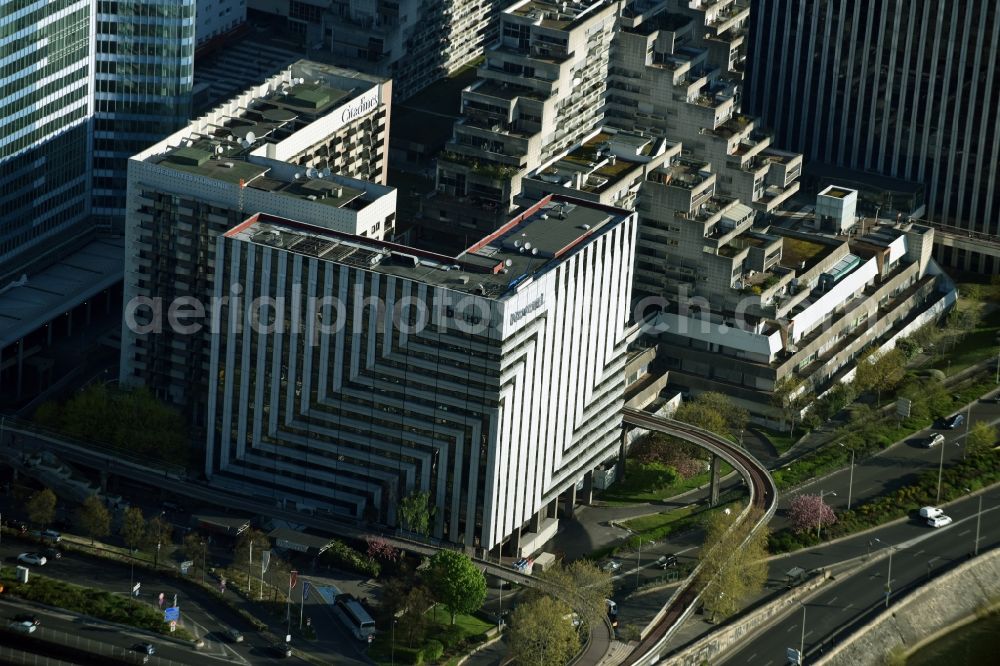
[170,620,177,633]
[786,647,802,665]
[164,606,180,622]
[158,593,164,608]
[132,582,141,596]
[368,634,374,644]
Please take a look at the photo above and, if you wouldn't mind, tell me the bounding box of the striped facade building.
[746,0,1000,270]
[205,196,637,553]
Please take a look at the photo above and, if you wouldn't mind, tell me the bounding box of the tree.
[508,595,581,666]
[771,376,807,435]
[183,533,208,575]
[397,490,433,536]
[966,421,996,458]
[76,495,110,545]
[854,348,906,404]
[121,507,146,552]
[697,508,769,623]
[382,577,433,646]
[25,488,57,528]
[693,392,749,439]
[427,550,486,624]
[787,494,837,535]
[144,515,173,566]
[673,401,729,439]
[534,560,612,626]
[365,535,399,562]
[629,433,703,478]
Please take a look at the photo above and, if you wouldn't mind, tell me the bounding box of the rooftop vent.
[222,162,235,169]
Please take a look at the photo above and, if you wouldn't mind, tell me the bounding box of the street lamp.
[936,440,960,503]
[964,488,984,556]
[391,619,397,666]
[799,602,807,664]
[839,444,855,510]
[883,542,896,608]
[636,537,643,589]
[818,490,836,539]
[868,537,880,560]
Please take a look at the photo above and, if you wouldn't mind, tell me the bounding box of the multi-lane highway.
[721,488,1000,666]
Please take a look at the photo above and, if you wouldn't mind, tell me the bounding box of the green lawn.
[618,500,744,551]
[597,460,732,506]
[756,427,799,455]
[929,307,1000,376]
[368,610,492,666]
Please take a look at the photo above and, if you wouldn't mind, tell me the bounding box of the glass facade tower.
[92,0,195,226]
[0,0,94,280]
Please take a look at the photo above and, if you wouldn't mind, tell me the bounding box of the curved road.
[617,409,778,666]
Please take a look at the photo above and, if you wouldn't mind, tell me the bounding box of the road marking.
[913,549,925,557]
[786,623,796,632]
[675,547,696,555]
[747,653,757,663]
[959,529,971,536]
[829,596,838,604]
[842,603,854,612]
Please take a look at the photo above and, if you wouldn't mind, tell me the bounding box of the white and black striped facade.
[205,197,638,551]
[747,1,1000,255]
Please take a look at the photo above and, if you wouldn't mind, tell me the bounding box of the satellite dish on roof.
[306,166,319,179]
[321,167,332,178]
[215,145,224,155]
[294,172,304,180]
[240,139,251,149]
[245,131,256,144]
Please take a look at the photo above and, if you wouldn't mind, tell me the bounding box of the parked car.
[225,627,244,643]
[919,506,944,519]
[924,433,946,448]
[39,530,61,542]
[656,554,678,569]
[132,643,156,656]
[12,615,40,627]
[927,515,953,528]
[8,620,36,634]
[17,553,47,566]
[606,599,619,628]
[600,559,622,573]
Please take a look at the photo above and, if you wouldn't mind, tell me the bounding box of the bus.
[335,597,376,641]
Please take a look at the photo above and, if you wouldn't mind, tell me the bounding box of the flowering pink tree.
[365,535,400,562]
[788,494,837,535]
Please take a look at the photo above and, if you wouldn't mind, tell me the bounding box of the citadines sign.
[337,88,380,129]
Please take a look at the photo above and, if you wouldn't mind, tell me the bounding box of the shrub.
[320,539,381,577]
[421,639,444,663]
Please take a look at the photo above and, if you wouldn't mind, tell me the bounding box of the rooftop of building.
[819,185,855,199]
[508,0,611,30]
[226,196,631,300]
[530,130,672,194]
[777,234,839,273]
[140,59,390,210]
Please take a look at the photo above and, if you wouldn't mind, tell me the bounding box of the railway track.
[618,408,778,665]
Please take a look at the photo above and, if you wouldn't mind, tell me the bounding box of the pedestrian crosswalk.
[194,39,305,112]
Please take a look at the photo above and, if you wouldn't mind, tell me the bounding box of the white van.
[919,506,943,519]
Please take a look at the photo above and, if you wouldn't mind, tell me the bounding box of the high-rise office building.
[92,0,196,226]
[206,194,637,553]
[424,0,617,250]
[746,0,1000,270]
[0,0,95,281]
[121,61,395,415]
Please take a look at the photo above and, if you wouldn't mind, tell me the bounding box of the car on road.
[924,433,946,448]
[927,514,953,528]
[939,413,965,429]
[656,554,678,569]
[919,506,944,519]
[42,548,62,560]
[12,614,40,627]
[132,642,156,656]
[8,620,36,634]
[40,529,61,542]
[600,559,622,573]
[17,553,47,566]
[225,627,244,643]
[606,599,619,628]
[271,643,293,658]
